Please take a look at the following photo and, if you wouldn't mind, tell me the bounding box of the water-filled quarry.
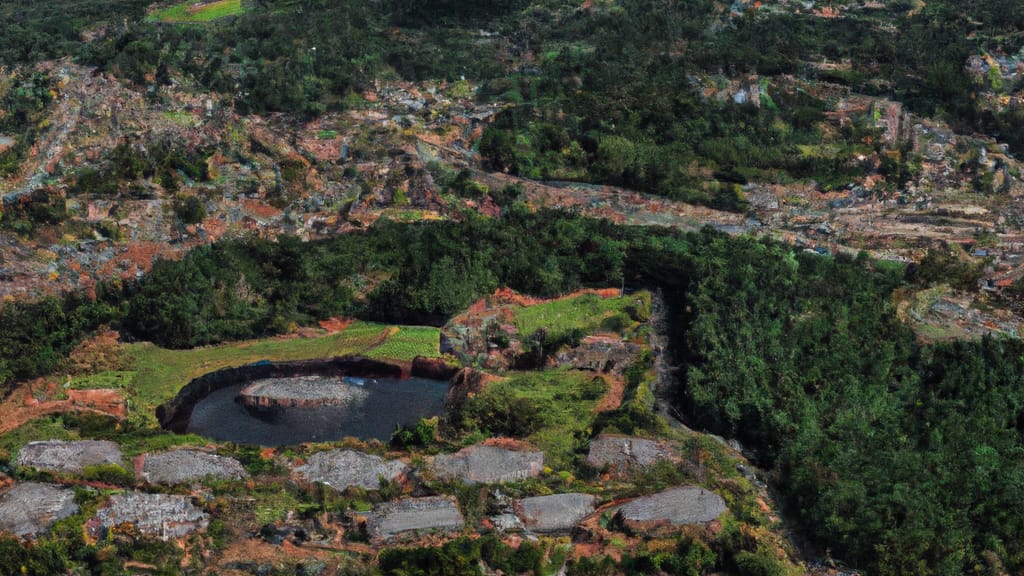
[157,357,454,446]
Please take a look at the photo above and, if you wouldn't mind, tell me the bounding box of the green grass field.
[364,326,441,361]
[513,292,640,339]
[129,321,389,414]
[148,0,244,23]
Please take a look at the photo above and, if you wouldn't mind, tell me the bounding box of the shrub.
[81,464,134,486]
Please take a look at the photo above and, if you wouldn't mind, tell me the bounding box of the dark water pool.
[185,377,449,446]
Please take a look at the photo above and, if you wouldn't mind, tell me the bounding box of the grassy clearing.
[0,416,74,459]
[129,322,389,415]
[148,0,244,23]
[162,110,200,127]
[513,292,640,339]
[365,326,441,361]
[65,370,135,390]
[463,368,605,470]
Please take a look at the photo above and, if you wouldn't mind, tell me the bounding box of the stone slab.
[16,440,122,474]
[364,496,464,540]
[88,492,208,540]
[516,493,596,533]
[294,449,408,491]
[615,486,726,528]
[143,449,247,485]
[0,483,78,538]
[432,444,543,485]
[586,435,676,472]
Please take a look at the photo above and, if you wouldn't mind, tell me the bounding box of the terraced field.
[147,0,243,23]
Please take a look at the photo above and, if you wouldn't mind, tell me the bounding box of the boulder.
[362,496,463,541]
[142,449,247,485]
[294,450,408,491]
[431,444,543,485]
[0,483,78,538]
[615,486,726,531]
[586,435,676,473]
[16,440,122,474]
[87,492,208,540]
[516,493,597,533]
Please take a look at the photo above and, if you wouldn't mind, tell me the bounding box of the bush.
[81,464,134,486]
[172,195,206,225]
[733,550,785,576]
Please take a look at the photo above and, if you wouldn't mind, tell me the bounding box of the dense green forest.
[4,211,1024,574]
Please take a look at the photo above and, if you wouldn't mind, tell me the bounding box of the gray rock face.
[16,440,122,474]
[88,492,208,540]
[432,444,543,485]
[363,496,464,540]
[616,486,726,528]
[516,493,596,533]
[0,483,79,538]
[586,435,675,472]
[294,450,408,491]
[142,450,248,485]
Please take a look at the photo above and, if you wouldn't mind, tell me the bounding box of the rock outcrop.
[586,435,677,473]
[293,450,408,491]
[555,336,642,374]
[0,483,79,538]
[614,486,726,532]
[516,493,597,533]
[361,496,464,541]
[431,443,543,485]
[87,492,208,541]
[16,440,122,474]
[237,376,370,411]
[141,449,247,485]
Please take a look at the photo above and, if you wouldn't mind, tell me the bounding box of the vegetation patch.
[365,326,441,361]
[512,292,637,342]
[128,322,389,416]
[147,0,244,23]
[455,368,605,470]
